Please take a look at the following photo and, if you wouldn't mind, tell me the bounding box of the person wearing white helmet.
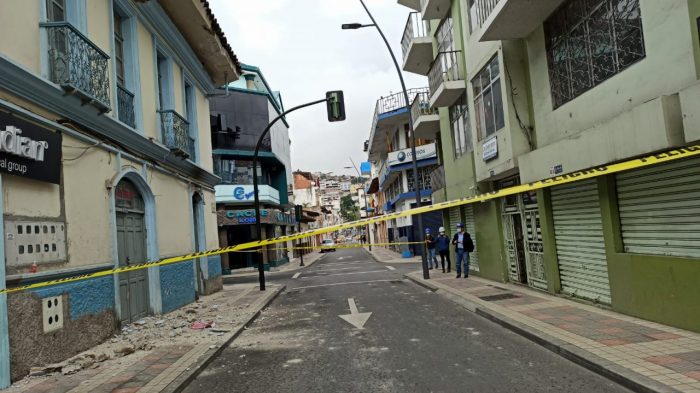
[452,223,474,278]
[435,226,451,273]
[424,228,438,269]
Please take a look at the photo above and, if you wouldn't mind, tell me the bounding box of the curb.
[403,274,675,393]
[166,285,286,393]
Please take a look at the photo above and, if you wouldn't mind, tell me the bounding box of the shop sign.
[0,112,62,184]
[215,184,280,204]
[386,143,436,167]
[482,136,498,161]
[218,208,296,226]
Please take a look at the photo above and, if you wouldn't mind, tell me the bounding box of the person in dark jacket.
[424,228,438,269]
[452,223,473,278]
[435,227,451,273]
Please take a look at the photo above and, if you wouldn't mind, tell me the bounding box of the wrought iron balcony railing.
[472,0,502,29]
[401,12,429,59]
[159,110,195,160]
[410,91,438,122]
[430,166,446,191]
[41,22,111,112]
[428,51,463,98]
[117,85,136,128]
[375,87,429,116]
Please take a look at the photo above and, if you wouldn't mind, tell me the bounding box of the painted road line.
[289,279,398,291]
[292,272,301,279]
[300,270,387,279]
[313,266,367,273]
[338,298,372,329]
[386,266,396,271]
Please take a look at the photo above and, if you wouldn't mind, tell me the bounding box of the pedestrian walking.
[452,223,474,278]
[424,228,438,270]
[436,227,451,273]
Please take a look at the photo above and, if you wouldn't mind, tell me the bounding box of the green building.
[396,0,700,332]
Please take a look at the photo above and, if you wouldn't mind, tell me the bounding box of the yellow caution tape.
[265,241,424,251]
[3,144,699,295]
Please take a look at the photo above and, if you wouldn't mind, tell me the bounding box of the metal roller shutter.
[463,204,479,272]
[551,179,611,304]
[448,206,462,237]
[616,156,700,258]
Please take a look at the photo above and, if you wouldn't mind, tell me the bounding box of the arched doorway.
[115,178,149,324]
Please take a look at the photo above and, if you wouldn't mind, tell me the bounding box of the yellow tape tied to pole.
[2,144,699,295]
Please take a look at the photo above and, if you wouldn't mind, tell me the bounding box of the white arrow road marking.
[338,298,372,329]
[386,266,396,271]
[292,272,301,279]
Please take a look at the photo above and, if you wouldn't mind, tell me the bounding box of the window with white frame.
[544,0,645,108]
[449,94,472,158]
[472,56,504,141]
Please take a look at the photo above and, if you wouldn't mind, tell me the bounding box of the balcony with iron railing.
[117,85,136,128]
[401,12,432,75]
[411,91,440,139]
[419,0,450,20]
[40,22,111,112]
[471,0,565,42]
[427,51,465,108]
[367,88,430,161]
[159,110,195,160]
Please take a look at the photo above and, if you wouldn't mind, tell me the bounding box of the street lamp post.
[344,159,372,251]
[343,0,429,279]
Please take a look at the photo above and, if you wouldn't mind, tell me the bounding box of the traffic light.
[294,205,303,222]
[326,91,346,122]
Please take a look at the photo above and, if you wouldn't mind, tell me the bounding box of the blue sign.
[233,186,256,201]
[360,161,372,175]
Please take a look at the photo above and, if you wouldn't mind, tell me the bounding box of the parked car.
[320,239,336,253]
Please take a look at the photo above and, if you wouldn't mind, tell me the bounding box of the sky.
[208,0,427,177]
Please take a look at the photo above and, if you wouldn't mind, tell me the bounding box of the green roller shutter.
[463,204,479,272]
[551,179,610,304]
[616,156,700,258]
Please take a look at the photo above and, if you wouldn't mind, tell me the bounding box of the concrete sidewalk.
[368,246,422,264]
[9,284,284,393]
[406,271,700,393]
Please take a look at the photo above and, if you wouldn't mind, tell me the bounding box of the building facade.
[210,65,296,272]
[396,0,700,332]
[0,0,240,384]
[365,90,443,256]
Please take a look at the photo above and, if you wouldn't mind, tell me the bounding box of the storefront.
[217,207,296,270]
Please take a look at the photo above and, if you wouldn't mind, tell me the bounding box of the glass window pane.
[474,97,485,140]
[483,87,495,136]
[489,57,500,79]
[492,79,505,131]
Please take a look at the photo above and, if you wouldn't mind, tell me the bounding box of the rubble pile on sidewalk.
[12,286,262,388]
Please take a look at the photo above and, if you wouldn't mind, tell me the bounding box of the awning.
[366,177,379,194]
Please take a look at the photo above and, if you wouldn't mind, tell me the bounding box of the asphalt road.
[185,248,628,393]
